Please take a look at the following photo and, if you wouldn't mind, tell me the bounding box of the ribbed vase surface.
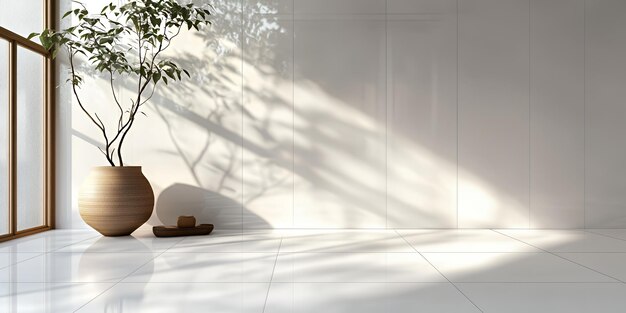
[79,166,154,236]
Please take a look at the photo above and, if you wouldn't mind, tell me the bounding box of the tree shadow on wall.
[155,183,271,229]
[140,0,450,228]
[66,0,528,229]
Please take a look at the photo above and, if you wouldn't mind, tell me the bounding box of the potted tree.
[30,0,212,236]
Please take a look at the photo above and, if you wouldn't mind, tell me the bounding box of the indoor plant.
[31,0,212,236]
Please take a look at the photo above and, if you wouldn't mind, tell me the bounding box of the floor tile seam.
[419,251,626,254]
[271,280,626,284]
[583,229,626,243]
[394,230,484,313]
[490,229,625,283]
[72,237,184,312]
[431,280,623,284]
[20,236,185,255]
[278,249,417,252]
[46,251,173,254]
[263,237,283,313]
[37,251,626,254]
[0,281,116,299]
[105,281,454,284]
[58,228,626,231]
[276,251,493,254]
[0,281,116,285]
[0,253,44,271]
[105,280,467,283]
[555,252,626,254]
[0,234,101,271]
[4,281,624,285]
[49,234,102,252]
[444,281,626,285]
[0,233,99,254]
[418,251,569,254]
[103,251,626,254]
[0,280,125,284]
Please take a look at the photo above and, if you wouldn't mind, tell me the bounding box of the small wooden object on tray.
[153,224,214,237]
[177,216,196,228]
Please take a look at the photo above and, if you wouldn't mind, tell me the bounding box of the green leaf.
[51,46,59,59]
[131,17,139,31]
[103,37,114,44]
[164,68,174,79]
[27,32,39,40]
[152,72,161,83]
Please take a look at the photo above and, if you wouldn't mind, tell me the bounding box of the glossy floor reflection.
[2,228,626,312]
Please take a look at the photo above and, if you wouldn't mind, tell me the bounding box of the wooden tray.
[153,224,214,237]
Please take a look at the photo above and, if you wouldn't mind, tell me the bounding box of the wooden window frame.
[0,0,55,243]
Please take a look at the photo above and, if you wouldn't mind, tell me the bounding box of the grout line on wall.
[528,0,532,229]
[456,0,460,229]
[583,0,587,229]
[385,0,389,229]
[241,0,245,233]
[395,230,484,312]
[292,0,296,228]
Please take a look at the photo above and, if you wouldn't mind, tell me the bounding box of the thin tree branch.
[109,70,124,131]
[69,48,115,166]
[117,20,145,166]
[116,22,173,166]
[93,112,112,162]
[139,81,158,106]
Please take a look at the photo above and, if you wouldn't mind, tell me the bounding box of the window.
[0,0,55,242]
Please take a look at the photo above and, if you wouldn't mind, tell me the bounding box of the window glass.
[16,46,44,231]
[0,0,44,40]
[0,39,8,235]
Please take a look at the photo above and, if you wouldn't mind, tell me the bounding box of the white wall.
[458,0,531,228]
[56,0,626,229]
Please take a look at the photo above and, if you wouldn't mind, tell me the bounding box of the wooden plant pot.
[78,166,154,236]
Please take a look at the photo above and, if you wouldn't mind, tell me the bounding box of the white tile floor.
[2,228,626,312]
